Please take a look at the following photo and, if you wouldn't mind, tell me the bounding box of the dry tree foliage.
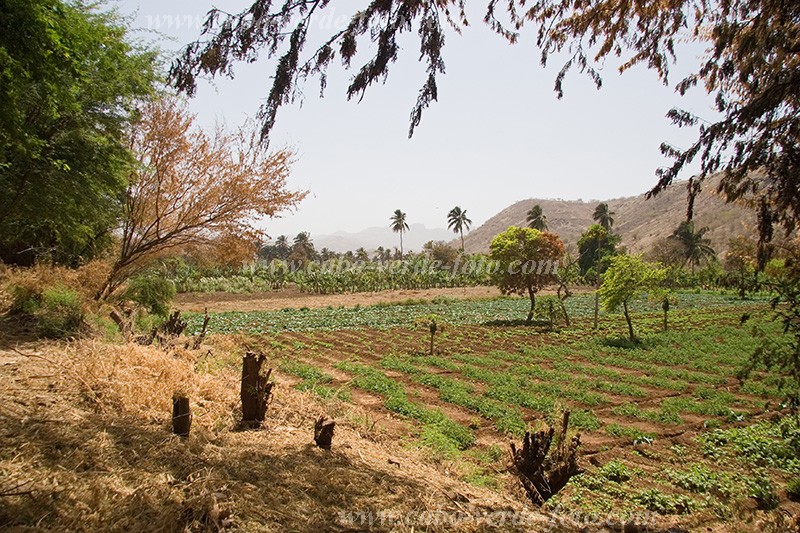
[98,98,307,298]
[1,261,111,303]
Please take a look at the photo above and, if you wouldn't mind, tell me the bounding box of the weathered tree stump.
[510,411,583,505]
[158,310,187,339]
[172,394,192,437]
[314,417,335,449]
[240,351,273,429]
[189,308,210,349]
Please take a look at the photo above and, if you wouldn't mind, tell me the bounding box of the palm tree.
[390,210,409,256]
[291,231,315,262]
[447,206,472,251]
[526,204,548,231]
[355,247,369,261]
[274,235,290,259]
[593,203,615,231]
[670,220,716,273]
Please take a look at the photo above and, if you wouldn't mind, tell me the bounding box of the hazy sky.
[116,0,716,239]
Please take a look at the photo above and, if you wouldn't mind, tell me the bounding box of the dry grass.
[0,336,572,532]
[1,260,111,302]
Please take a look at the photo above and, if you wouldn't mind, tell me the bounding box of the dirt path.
[174,285,506,313]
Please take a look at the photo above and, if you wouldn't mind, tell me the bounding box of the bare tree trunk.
[172,394,192,437]
[526,285,536,325]
[240,351,273,429]
[623,301,635,342]
[593,290,599,329]
[109,308,133,342]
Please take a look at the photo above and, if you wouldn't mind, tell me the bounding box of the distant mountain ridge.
[459,175,755,256]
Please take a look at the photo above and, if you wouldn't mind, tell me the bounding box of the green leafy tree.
[355,247,370,262]
[577,224,621,328]
[423,240,458,267]
[741,239,800,408]
[390,210,410,256]
[489,226,565,324]
[598,254,666,342]
[577,224,620,283]
[414,314,444,355]
[669,221,716,273]
[526,205,548,231]
[0,0,159,265]
[724,236,758,299]
[275,236,291,260]
[592,203,615,232]
[447,206,472,251]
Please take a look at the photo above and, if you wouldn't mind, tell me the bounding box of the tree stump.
[240,351,273,429]
[172,394,192,437]
[189,308,210,349]
[510,411,583,505]
[314,417,335,449]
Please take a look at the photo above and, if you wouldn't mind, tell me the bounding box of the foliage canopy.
[577,224,620,284]
[489,226,565,324]
[100,98,306,297]
[0,0,159,265]
[599,254,666,341]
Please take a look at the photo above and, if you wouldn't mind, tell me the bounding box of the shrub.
[37,287,84,338]
[124,274,176,316]
[10,283,84,338]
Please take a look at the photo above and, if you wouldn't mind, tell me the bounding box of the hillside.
[460,175,755,256]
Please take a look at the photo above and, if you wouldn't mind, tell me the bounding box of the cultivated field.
[179,290,798,529]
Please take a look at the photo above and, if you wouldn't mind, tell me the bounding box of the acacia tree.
[390,210,409,256]
[598,255,666,342]
[526,205,548,231]
[98,98,306,298]
[489,226,565,324]
[447,206,472,251]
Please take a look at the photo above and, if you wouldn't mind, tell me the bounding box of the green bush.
[41,287,84,337]
[125,274,175,316]
[11,284,84,338]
